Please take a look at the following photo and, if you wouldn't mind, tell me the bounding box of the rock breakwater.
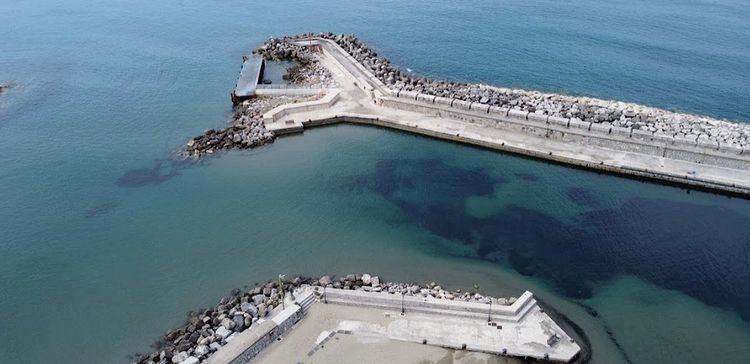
[182,95,323,159]
[132,274,522,364]
[254,37,335,87]
[264,33,750,149]
[182,40,335,159]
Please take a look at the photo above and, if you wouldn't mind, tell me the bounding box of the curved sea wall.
[261,33,750,151]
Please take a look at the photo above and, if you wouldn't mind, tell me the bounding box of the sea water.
[1,0,749,363]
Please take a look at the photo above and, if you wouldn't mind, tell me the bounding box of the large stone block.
[470,103,490,113]
[653,132,674,145]
[569,119,590,130]
[548,116,569,128]
[527,112,549,124]
[590,123,612,135]
[399,90,419,100]
[452,99,472,111]
[489,106,510,117]
[416,93,436,104]
[507,109,529,120]
[631,129,653,141]
[611,126,632,137]
[718,143,744,155]
[434,97,453,107]
[698,139,719,150]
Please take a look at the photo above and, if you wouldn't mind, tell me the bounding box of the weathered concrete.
[204,303,303,364]
[249,287,580,363]
[262,37,750,197]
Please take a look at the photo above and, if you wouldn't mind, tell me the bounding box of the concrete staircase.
[294,288,316,313]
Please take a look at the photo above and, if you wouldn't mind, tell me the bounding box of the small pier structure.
[231,55,265,105]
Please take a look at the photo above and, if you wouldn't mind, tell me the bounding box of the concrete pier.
[208,287,580,363]
[260,37,750,197]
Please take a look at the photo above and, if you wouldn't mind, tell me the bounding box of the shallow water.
[1,0,749,363]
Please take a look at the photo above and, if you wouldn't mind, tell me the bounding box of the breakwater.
[131,274,570,364]
[242,34,750,196]
[284,33,749,150]
[181,44,334,159]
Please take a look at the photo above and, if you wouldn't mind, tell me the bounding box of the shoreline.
[133,274,586,364]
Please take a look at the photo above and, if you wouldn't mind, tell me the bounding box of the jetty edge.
[132,274,583,364]
[205,33,750,197]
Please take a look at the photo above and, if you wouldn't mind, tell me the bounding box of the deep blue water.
[1,1,750,363]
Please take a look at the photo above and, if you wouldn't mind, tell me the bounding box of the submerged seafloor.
[2,0,750,363]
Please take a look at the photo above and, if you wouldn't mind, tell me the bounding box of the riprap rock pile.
[254,37,335,87]
[182,98,275,159]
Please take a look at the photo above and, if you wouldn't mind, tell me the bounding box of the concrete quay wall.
[262,89,340,125]
[205,304,303,364]
[380,95,750,171]
[321,288,536,323]
[278,113,750,196]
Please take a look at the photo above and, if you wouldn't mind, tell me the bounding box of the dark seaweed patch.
[567,187,601,208]
[346,156,750,321]
[116,161,180,188]
[84,201,118,218]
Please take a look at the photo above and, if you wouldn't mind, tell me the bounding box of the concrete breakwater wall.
[380,92,750,171]
[130,274,535,364]
[322,288,536,323]
[274,33,750,151]
[269,112,750,196]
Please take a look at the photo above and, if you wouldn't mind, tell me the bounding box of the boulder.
[215,326,231,340]
[209,342,222,352]
[194,345,209,357]
[240,302,258,316]
[220,318,235,330]
[181,357,199,364]
[171,351,188,364]
[232,315,246,332]
[319,276,332,286]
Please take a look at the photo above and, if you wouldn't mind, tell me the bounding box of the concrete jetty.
[133,275,584,364]
[255,36,750,197]
[206,286,580,364]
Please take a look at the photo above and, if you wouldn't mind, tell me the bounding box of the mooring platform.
[232,55,265,104]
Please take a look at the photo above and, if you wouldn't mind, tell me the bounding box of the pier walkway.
[259,37,750,197]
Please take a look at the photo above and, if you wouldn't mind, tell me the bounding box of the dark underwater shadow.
[83,201,119,218]
[115,158,201,188]
[341,156,750,323]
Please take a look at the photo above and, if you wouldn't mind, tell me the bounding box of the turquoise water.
[2,1,750,363]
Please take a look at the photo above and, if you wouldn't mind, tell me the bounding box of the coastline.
[133,274,586,364]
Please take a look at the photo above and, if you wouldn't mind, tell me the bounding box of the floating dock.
[231,55,265,104]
